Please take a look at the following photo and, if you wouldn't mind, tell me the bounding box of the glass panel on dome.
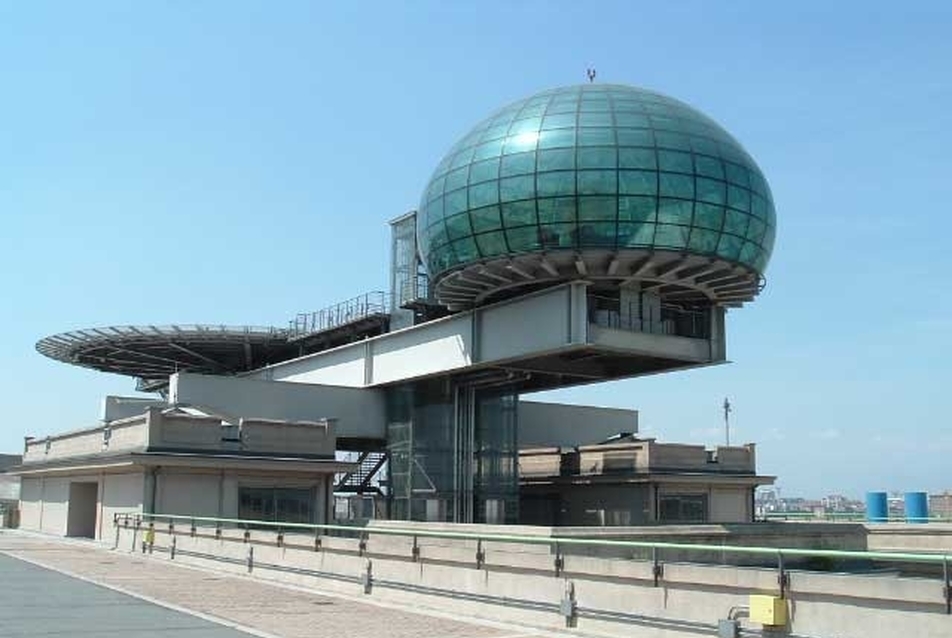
[578,221,617,247]
[509,117,542,135]
[658,150,693,174]
[618,147,657,169]
[537,197,576,223]
[725,162,750,187]
[500,152,536,177]
[541,113,576,129]
[480,125,510,143]
[614,111,650,128]
[444,188,467,216]
[424,196,444,221]
[618,221,656,247]
[578,127,615,146]
[537,148,575,171]
[738,241,759,266]
[450,148,475,169]
[688,228,720,253]
[746,217,766,243]
[473,139,505,161]
[505,225,541,251]
[499,175,535,202]
[500,200,537,227]
[452,237,479,263]
[539,223,576,249]
[579,98,610,112]
[469,157,500,183]
[694,155,724,179]
[619,170,657,196]
[578,195,617,221]
[690,136,719,156]
[445,212,472,240]
[658,198,693,225]
[578,111,612,127]
[728,184,751,212]
[475,231,509,257]
[444,167,468,192]
[545,101,577,114]
[536,171,576,197]
[654,131,692,151]
[616,128,654,147]
[654,224,689,249]
[537,128,575,149]
[618,195,657,222]
[578,170,617,195]
[426,175,446,201]
[659,172,694,199]
[693,202,724,230]
[696,177,726,205]
[470,205,503,233]
[751,194,767,221]
[427,221,450,248]
[469,182,499,208]
[503,132,540,154]
[716,234,743,261]
[578,147,617,169]
[723,209,750,237]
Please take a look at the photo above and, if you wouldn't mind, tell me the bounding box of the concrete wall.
[710,487,751,523]
[18,477,42,532]
[101,396,165,422]
[518,400,638,447]
[99,472,144,538]
[156,471,222,518]
[39,477,69,535]
[112,522,951,638]
[169,372,385,440]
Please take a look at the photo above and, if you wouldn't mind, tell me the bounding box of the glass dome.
[418,84,776,306]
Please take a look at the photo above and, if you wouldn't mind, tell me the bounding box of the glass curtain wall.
[387,381,520,524]
[473,389,519,524]
[386,379,457,522]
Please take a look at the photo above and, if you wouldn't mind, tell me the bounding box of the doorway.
[66,482,98,538]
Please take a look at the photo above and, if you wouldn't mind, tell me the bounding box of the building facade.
[19,83,776,531]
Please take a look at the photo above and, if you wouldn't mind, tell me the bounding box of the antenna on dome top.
[586,67,596,83]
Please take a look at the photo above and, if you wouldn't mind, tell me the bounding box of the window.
[659,494,708,523]
[238,487,315,524]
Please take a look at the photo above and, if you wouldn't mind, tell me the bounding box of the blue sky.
[1,2,949,498]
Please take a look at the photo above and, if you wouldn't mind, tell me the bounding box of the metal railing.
[288,291,390,340]
[587,295,710,340]
[114,510,952,614]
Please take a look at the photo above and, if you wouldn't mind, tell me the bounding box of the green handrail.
[116,511,952,566]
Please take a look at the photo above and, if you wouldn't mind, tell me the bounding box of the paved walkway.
[0,553,252,637]
[0,532,542,638]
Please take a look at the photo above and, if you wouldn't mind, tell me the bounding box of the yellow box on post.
[749,594,787,626]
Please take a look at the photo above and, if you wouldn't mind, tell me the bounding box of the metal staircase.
[335,451,387,494]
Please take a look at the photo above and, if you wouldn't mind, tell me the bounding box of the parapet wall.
[111,519,951,638]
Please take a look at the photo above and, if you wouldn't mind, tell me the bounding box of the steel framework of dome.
[417,84,776,309]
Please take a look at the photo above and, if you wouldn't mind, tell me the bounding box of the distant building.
[930,492,952,518]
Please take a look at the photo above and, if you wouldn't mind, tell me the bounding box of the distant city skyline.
[1,2,950,496]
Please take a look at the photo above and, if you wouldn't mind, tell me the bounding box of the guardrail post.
[358,531,368,556]
[146,522,155,555]
[560,580,578,628]
[170,535,176,560]
[361,559,373,594]
[190,519,196,537]
[476,539,485,570]
[314,531,322,552]
[247,545,254,573]
[944,556,951,615]
[243,528,250,543]
[652,546,664,587]
[276,528,284,548]
[168,520,174,536]
[554,541,564,577]
[412,535,420,562]
[777,551,789,598]
[215,523,222,540]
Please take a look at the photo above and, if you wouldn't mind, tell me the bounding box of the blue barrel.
[904,492,929,523]
[866,492,888,522]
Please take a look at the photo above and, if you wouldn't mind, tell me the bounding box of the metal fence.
[288,291,390,339]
